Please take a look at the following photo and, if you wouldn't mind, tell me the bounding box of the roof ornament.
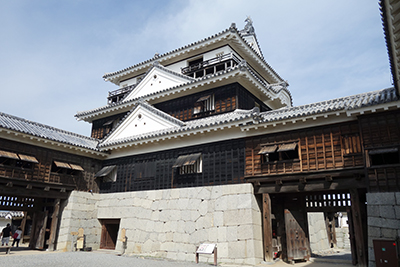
[230,22,237,32]
[153,52,159,58]
[252,107,261,123]
[238,60,247,71]
[240,16,255,35]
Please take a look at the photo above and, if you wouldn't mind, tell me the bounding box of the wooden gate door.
[284,208,310,262]
[100,219,120,250]
[29,210,48,249]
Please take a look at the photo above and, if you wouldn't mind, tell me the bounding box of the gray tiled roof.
[0,112,99,150]
[258,87,398,122]
[99,108,257,148]
[0,211,24,219]
[102,23,282,82]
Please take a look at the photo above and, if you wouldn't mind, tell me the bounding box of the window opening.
[52,161,84,175]
[194,95,215,115]
[259,142,299,163]
[95,165,117,182]
[172,153,202,174]
[369,148,399,166]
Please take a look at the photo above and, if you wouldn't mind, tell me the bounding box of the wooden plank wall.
[154,83,270,122]
[245,122,363,176]
[359,110,400,192]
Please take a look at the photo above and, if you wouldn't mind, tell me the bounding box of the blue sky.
[0,1,391,136]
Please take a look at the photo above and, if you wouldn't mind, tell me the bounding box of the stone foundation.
[57,183,263,265]
[367,192,400,267]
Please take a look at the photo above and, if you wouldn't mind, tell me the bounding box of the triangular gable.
[123,65,192,101]
[103,102,183,144]
[241,34,262,58]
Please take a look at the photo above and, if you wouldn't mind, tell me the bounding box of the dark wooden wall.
[154,83,270,122]
[99,139,246,193]
[0,138,101,192]
[359,110,400,192]
[91,112,128,139]
[245,122,363,177]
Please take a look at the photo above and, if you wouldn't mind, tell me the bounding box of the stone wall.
[57,191,101,251]
[57,183,264,265]
[335,227,350,250]
[308,212,350,252]
[308,212,330,252]
[367,192,400,267]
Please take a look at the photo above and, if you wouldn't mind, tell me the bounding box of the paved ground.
[0,245,354,267]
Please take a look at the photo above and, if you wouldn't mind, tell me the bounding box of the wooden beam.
[0,186,70,199]
[349,189,368,267]
[255,177,366,194]
[263,194,273,262]
[48,199,60,251]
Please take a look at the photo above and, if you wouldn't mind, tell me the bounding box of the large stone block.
[210,186,223,199]
[367,205,380,217]
[379,205,396,219]
[213,211,224,227]
[177,198,190,210]
[381,228,397,239]
[228,240,246,259]
[196,187,211,200]
[395,205,400,219]
[217,241,229,259]
[226,225,238,241]
[214,195,228,211]
[198,200,208,216]
[396,192,400,205]
[367,192,395,205]
[237,224,253,240]
[207,227,218,242]
[236,194,253,209]
[226,194,239,210]
[184,221,196,234]
[190,210,201,222]
[217,226,227,241]
[188,198,202,210]
[368,217,400,229]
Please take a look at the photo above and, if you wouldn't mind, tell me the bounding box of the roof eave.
[77,66,291,122]
[103,26,284,86]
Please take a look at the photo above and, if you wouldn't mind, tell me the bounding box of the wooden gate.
[29,210,48,249]
[100,219,120,250]
[284,208,310,262]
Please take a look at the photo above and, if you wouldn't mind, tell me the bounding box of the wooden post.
[350,189,368,267]
[263,193,273,261]
[48,199,60,251]
[20,211,27,243]
[213,247,217,266]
